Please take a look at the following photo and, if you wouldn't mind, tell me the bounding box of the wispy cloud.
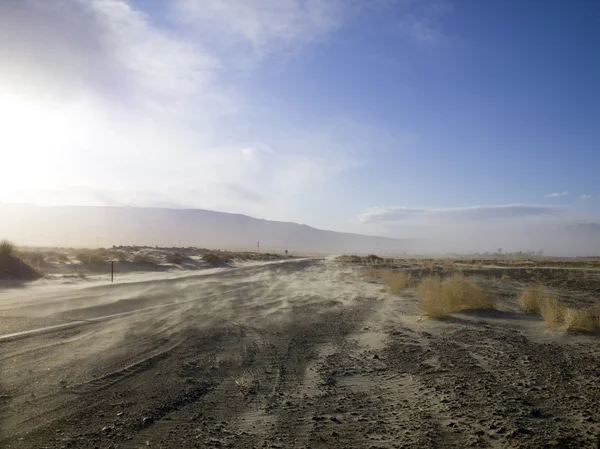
[358,204,561,224]
[580,194,593,200]
[171,0,344,60]
[545,191,568,198]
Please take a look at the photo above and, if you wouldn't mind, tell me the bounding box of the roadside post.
[111,261,114,283]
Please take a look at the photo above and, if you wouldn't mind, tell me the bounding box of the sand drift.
[0,258,599,448]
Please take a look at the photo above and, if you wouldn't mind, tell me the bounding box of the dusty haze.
[1,203,599,256]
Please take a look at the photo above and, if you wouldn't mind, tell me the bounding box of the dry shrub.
[501,273,510,280]
[203,253,231,265]
[133,253,155,265]
[538,296,565,327]
[381,269,412,293]
[418,273,493,318]
[166,252,183,264]
[564,307,598,332]
[518,284,549,313]
[422,260,435,271]
[233,370,259,395]
[443,260,456,273]
[362,268,382,279]
[0,239,16,256]
[475,261,484,270]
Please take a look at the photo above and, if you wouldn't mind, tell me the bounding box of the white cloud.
[580,194,593,200]
[0,0,453,226]
[0,0,226,117]
[171,0,344,59]
[358,204,561,224]
[545,191,568,198]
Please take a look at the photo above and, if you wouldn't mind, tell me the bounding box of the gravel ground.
[0,258,599,448]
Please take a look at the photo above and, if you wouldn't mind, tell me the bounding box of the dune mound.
[0,254,44,281]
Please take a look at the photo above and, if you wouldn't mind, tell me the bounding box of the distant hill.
[0,204,421,254]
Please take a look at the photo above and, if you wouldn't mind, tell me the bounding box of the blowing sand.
[0,258,598,448]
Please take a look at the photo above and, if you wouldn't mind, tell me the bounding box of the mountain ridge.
[0,203,420,254]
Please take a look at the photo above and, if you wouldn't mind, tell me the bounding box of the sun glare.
[0,92,81,200]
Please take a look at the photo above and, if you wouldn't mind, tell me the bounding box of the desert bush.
[76,251,90,263]
[0,239,16,255]
[89,252,107,264]
[233,370,259,395]
[538,295,565,327]
[475,261,484,270]
[365,254,383,264]
[380,269,412,293]
[166,252,183,264]
[418,273,493,318]
[564,307,598,332]
[501,273,510,280]
[422,259,435,271]
[442,260,457,273]
[518,284,550,313]
[362,268,382,279]
[133,253,155,265]
[203,253,231,265]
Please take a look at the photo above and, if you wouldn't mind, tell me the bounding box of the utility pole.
[257,241,260,253]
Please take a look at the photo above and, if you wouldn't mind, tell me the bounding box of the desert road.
[1,258,599,448]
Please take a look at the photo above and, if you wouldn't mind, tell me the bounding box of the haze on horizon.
[1,0,599,255]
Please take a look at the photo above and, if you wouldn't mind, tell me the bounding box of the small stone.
[373,354,380,360]
[102,426,113,434]
[331,431,339,437]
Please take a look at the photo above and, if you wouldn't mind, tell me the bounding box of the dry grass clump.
[501,273,510,280]
[538,295,565,327]
[442,260,457,273]
[133,253,155,265]
[418,273,493,318]
[422,260,435,271]
[381,269,412,293]
[0,239,16,256]
[518,284,551,313]
[233,370,259,395]
[474,261,484,270]
[166,252,183,264]
[564,307,598,332]
[362,268,382,279]
[518,284,599,332]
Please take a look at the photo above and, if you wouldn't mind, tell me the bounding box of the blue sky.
[0,0,598,247]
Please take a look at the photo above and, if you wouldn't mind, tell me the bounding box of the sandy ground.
[0,259,599,448]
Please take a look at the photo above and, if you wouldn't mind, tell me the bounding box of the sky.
[0,0,599,251]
